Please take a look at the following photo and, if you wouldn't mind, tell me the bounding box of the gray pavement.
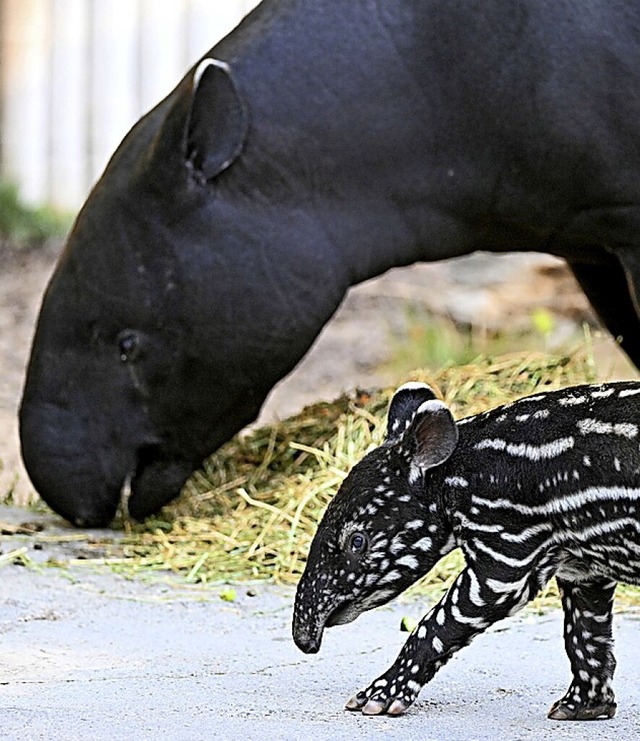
[2,507,640,740]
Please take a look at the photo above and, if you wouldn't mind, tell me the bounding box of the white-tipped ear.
[386,382,437,443]
[186,57,248,180]
[410,399,458,471]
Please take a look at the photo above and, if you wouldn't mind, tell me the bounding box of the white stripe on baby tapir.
[500,522,553,543]
[485,571,531,595]
[555,518,640,545]
[577,419,638,438]
[473,538,551,568]
[591,387,615,398]
[559,395,588,406]
[467,568,485,607]
[473,487,640,518]
[474,436,575,460]
[619,388,640,398]
[461,520,505,534]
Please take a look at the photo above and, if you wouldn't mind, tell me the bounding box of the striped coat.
[293,381,640,721]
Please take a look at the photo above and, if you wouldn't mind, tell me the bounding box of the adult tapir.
[19,0,640,527]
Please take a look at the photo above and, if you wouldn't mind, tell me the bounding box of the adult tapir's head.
[20,0,451,527]
[19,53,352,527]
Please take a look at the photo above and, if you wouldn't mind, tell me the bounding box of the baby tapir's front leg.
[346,560,547,715]
[549,577,618,720]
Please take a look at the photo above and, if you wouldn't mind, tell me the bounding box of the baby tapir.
[293,380,640,720]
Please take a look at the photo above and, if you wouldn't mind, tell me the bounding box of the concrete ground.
[2,508,640,741]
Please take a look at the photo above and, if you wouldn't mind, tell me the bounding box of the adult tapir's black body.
[20,0,640,526]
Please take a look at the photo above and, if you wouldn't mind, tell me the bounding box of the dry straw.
[95,347,640,611]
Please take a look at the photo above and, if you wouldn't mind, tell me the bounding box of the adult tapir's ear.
[386,382,437,444]
[185,58,249,180]
[408,399,458,471]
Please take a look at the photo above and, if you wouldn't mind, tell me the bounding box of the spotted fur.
[292,380,640,720]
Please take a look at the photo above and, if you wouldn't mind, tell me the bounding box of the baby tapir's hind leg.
[549,577,617,721]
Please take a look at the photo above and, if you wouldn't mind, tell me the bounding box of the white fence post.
[49,0,90,210]
[0,0,260,209]
[0,0,51,205]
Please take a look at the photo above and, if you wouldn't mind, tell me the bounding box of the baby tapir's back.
[453,381,640,584]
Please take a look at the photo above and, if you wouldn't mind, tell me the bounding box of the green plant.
[0,181,71,245]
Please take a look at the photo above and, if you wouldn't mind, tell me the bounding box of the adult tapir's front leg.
[345,564,541,716]
[549,577,618,721]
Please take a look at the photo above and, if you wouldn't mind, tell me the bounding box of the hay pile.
[110,349,601,610]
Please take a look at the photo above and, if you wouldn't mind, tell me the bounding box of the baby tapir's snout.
[293,380,640,721]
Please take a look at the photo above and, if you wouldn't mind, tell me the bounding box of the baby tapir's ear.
[386,382,437,444]
[408,399,458,471]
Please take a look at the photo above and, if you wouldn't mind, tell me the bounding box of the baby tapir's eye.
[348,532,368,554]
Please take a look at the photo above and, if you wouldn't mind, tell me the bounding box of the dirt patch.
[0,245,58,503]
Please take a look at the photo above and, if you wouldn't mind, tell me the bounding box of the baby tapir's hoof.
[548,698,617,721]
[345,693,409,716]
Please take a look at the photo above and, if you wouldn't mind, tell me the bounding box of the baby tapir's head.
[293,382,460,654]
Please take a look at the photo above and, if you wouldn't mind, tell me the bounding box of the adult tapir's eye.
[117,330,140,362]
[348,532,368,554]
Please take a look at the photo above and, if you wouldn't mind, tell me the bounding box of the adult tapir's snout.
[19,377,177,527]
[20,394,206,527]
[19,401,125,527]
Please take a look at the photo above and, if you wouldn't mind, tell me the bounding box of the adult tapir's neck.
[212,0,489,287]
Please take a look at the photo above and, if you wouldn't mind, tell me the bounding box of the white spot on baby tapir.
[515,413,530,422]
[390,535,405,555]
[614,458,622,472]
[444,476,469,488]
[405,519,424,530]
[413,536,433,551]
[583,455,591,466]
[474,436,575,460]
[378,569,402,585]
[396,554,420,569]
[577,418,639,438]
[432,635,444,653]
[533,409,550,419]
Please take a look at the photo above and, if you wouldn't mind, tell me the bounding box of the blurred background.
[0,0,259,209]
[0,1,635,504]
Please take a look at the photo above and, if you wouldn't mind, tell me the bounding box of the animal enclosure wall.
[0,0,260,209]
